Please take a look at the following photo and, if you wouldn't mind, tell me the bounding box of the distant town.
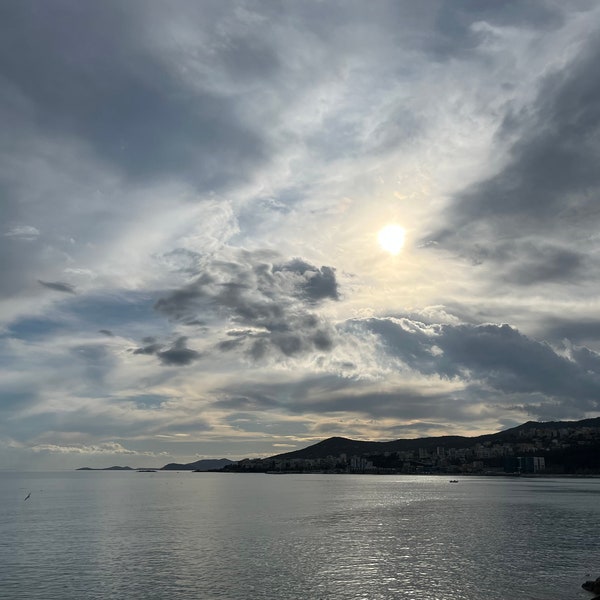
[221,417,600,475]
[79,417,600,475]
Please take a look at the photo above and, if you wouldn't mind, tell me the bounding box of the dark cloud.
[38,280,76,294]
[155,252,338,359]
[215,312,600,424]
[435,0,565,48]
[541,318,600,346]
[133,343,162,356]
[0,1,268,189]
[358,317,600,415]
[157,337,200,367]
[132,336,200,366]
[215,374,494,425]
[426,34,600,287]
[98,329,114,337]
[504,244,584,285]
[273,259,339,302]
[0,0,278,303]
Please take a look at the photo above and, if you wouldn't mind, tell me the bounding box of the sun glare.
[377,224,406,255]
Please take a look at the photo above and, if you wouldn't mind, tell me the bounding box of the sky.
[2,0,600,470]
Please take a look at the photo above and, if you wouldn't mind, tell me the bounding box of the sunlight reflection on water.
[1,473,599,599]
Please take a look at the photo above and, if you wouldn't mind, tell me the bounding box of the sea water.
[1,472,599,600]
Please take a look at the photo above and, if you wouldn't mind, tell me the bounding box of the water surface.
[1,472,599,599]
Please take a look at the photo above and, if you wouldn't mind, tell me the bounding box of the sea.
[1,472,599,600]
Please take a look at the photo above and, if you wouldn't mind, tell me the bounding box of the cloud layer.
[2,1,600,468]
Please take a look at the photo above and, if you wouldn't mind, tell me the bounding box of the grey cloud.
[503,244,584,285]
[214,394,281,412]
[214,375,350,414]
[466,241,585,285]
[434,0,565,46]
[0,1,268,189]
[70,343,116,387]
[313,390,451,420]
[4,225,40,240]
[132,336,200,366]
[570,345,600,374]
[216,374,494,425]
[215,316,600,422]
[154,273,214,324]
[98,329,114,337]
[9,403,204,442]
[274,259,339,302]
[541,318,600,346]
[426,34,600,286]
[0,1,277,303]
[133,343,162,356]
[38,280,76,294]
[311,421,356,436]
[0,385,40,419]
[72,345,110,361]
[217,338,245,352]
[223,412,308,436]
[157,337,200,366]
[358,317,600,415]
[383,421,451,436]
[155,251,338,359]
[161,249,203,276]
[1,0,570,306]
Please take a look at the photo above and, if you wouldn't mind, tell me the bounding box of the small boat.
[449,479,459,483]
[137,469,157,473]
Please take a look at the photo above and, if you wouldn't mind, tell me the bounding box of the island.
[78,417,600,475]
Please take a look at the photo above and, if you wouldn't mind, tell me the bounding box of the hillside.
[271,417,600,461]
[161,458,235,471]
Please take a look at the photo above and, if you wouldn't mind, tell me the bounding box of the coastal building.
[504,456,546,473]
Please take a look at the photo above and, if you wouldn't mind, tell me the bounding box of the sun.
[377,224,406,255]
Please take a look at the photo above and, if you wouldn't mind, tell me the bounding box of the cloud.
[541,318,600,346]
[132,336,201,366]
[358,317,600,414]
[273,259,339,303]
[38,280,76,294]
[133,341,162,356]
[4,225,40,240]
[505,244,584,286]
[69,343,117,388]
[154,251,338,359]
[157,337,201,366]
[3,2,600,469]
[0,1,268,189]
[30,441,162,456]
[214,313,600,425]
[426,32,600,290]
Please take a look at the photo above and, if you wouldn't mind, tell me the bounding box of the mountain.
[505,417,600,433]
[161,458,235,471]
[270,435,478,460]
[77,459,236,471]
[270,416,600,461]
[77,466,134,471]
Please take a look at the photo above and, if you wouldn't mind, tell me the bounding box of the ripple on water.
[1,473,599,599]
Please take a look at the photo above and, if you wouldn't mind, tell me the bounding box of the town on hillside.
[223,420,600,475]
